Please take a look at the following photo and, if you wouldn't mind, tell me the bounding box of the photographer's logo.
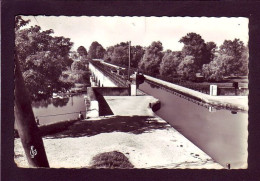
[30,146,37,158]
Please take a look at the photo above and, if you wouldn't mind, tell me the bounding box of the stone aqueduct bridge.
[86,60,140,118]
[89,60,129,88]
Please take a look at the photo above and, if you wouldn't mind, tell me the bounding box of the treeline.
[82,33,248,83]
[15,15,248,100]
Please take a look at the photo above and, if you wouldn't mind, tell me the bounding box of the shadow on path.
[95,91,114,116]
[46,116,171,139]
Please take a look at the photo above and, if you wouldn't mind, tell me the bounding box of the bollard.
[233,82,239,89]
[210,85,218,96]
[131,84,137,96]
[226,163,231,169]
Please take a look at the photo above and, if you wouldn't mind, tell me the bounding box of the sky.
[21,16,249,52]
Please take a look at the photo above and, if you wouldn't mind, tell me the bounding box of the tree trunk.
[14,57,49,167]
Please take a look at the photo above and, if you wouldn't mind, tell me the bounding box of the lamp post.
[128,41,131,80]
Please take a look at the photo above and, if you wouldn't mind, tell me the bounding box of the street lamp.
[128,41,131,80]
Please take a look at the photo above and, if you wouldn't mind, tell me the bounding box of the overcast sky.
[21,16,249,52]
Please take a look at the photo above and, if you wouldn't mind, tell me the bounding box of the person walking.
[78,111,84,120]
[35,117,40,125]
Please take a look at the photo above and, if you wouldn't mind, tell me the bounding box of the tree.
[103,43,144,68]
[179,33,215,71]
[202,54,229,81]
[160,51,182,79]
[206,41,217,61]
[15,19,74,100]
[77,46,88,57]
[138,41,163,76]
[77,46,88,63]
[71,61,86,71]
[88,41,105,59]
[218,39,248,75]
[15,15,30,31]
[111,45,129,66]
[104,46,114,62]
[130,45,144,68]
[239,47,249,75]
[202,39,248,81]
[69,51,80,61]
[177,55,197,81]
[219,39,244,61]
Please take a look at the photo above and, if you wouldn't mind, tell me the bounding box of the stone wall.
[94,87,130,96]
[85,87,99,118]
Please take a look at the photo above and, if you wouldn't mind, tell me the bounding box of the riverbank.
[14,94,223,169]
[144,74,248,111]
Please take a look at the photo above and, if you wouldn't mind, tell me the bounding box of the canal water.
[139,81,248,169]
[32,94,86,125]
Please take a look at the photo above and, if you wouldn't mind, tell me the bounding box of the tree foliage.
[104,46,114,62]
[15,16,30,31]
[160,51,182,78]
[177,55,197,81]
[202,54,229,81]
[202,38,248,81]
[103,42,144,68]
[179,33,216,71]
[111,43,129,66]
[138,41,163,76]
[239,47,249,75]
[15,16,74,100]
[131,45,145,68]
[77,46,88,57]
[77,46,88,63]
[88,41,105,59]
[71,61,86,71]
[218,39,247,75]
[69,51,80,61]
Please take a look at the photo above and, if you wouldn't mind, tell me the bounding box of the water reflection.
[208,106,216,113]
[52,98,69,107]
[150,83,160,89]
[32,94,86,125]
[31,99,52,108]
[32,97,70,108]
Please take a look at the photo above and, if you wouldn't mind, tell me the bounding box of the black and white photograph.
[14,16,248,169]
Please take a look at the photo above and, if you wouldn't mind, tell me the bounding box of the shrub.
[90,151,134,169]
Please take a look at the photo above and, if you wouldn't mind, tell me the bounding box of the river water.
[139,81,248,169]
[32,94,86,125]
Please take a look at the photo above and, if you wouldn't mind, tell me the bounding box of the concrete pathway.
[104,96,158,116]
